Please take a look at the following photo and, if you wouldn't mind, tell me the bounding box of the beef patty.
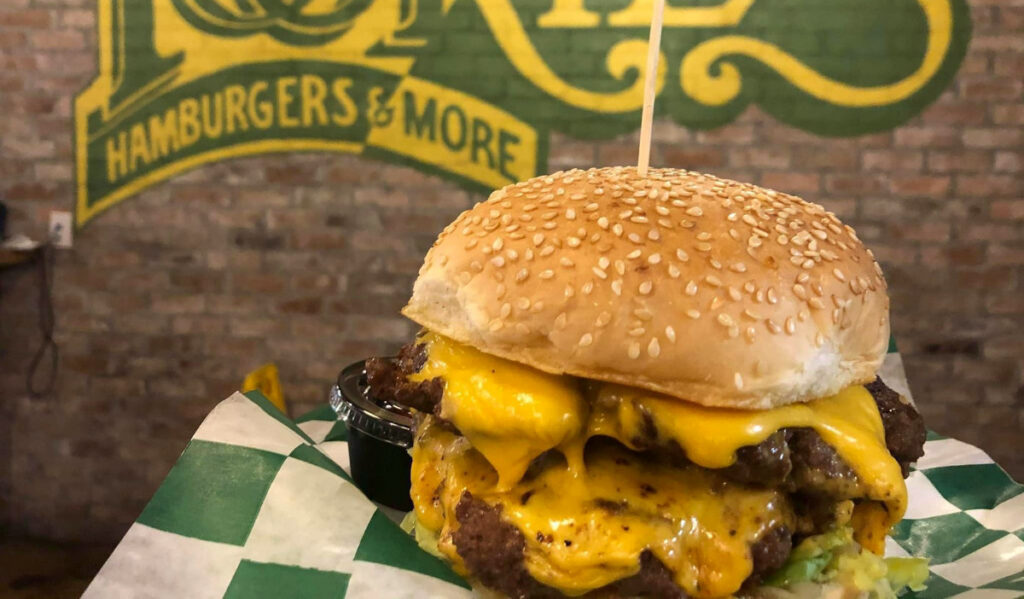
[366,342,926,493]
[374,341,925,596]
[452,492,789,599]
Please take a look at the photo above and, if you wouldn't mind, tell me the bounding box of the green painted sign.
[75,0,971,225]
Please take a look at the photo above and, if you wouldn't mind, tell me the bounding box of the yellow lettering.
[201,92,224,139]
[301,75,328,127]
[148,109,179,160]
[179,98,201,146]
[537,0,600,27]
[105,131,128,183]
[128,122,151,171]
[609,0,755,27]
[276,76,300,128]
[330,78,357,127]
[249,81,274,129]
[225,84,249,134]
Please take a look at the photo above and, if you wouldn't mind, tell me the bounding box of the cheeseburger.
[367,167,927,598]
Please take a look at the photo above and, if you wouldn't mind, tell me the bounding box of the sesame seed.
[785,317,796,334]
[668,264,681,278]
[766,319,782,334]
[565,208,576,220]
[647,229,660,241]
[767,288,778,304]
[648,253,662,264]
[500,303,512,318]
[685,206,703,217]
[491,256,505,268]
[592,267,608,279]
[582,281,594,294]
[832,268,845,282]
[705,274,723,287]
[555,312,567,329]
[560,257,574,268]
[628,342,641,359]
[466,239,478,249]
[728,286,742,301]
[611,279,623,295]
[742,214,758,227]
[628,233,643,244]
[492,238,504,251]
[744,281,755,293]
[665,326,676,343]
[542,222,557,230]
[734,372,744,390]
[777,235,789,245]
[567,237,581,248]
[686,309,701,319]
[597,216,609,229]
[748,236,762,248]
[676,249,689,262]
[539,269,554,279]
[696,242,712,252]
[540,246,555,257]
[727,212,739,222]
[517,297,531,310]
[596,312,611,327]
[516,268,529,282]
[709,296,723,310]
[578,333,593,347]
[745,327,756,342]
[598,256,610,270]
[685,280,698,295]
[647,337,661,357]
[489,319,503,332]
[638,281,653,295]
[697,232,712,241]
[793,284,807,299]
[717,313,735,327]
[615,260,626,275]
[506,249,519,261]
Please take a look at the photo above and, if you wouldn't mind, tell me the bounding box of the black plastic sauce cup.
[330,359,414,511]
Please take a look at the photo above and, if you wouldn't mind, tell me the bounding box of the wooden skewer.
[637,0,665,178]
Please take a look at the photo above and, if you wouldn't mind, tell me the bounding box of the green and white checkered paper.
[84,350,1024,598]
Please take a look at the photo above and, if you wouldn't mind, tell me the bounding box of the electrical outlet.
[49,211,73,248]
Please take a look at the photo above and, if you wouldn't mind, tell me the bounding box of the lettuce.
[401,512,446,559]
[766,526,928,598]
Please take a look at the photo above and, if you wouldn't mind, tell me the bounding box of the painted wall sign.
[74,0,970,225]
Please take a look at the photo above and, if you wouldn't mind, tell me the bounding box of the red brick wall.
[1,2,1021,543]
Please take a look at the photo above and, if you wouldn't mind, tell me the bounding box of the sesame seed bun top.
[402,166,890,409]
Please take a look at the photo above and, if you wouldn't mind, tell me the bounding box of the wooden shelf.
[0,248,38,269]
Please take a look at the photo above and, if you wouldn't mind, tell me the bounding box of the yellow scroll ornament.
[681,0,954,107]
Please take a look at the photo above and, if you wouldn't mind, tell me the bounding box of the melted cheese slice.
[409,333,909,595]
[409,332,586,490]
[413,417,789,598]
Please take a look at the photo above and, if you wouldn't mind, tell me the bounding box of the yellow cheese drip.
[407,333,909,594]
[412,419,789,598]
[590,384,908,531]
[409,332,586,490]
